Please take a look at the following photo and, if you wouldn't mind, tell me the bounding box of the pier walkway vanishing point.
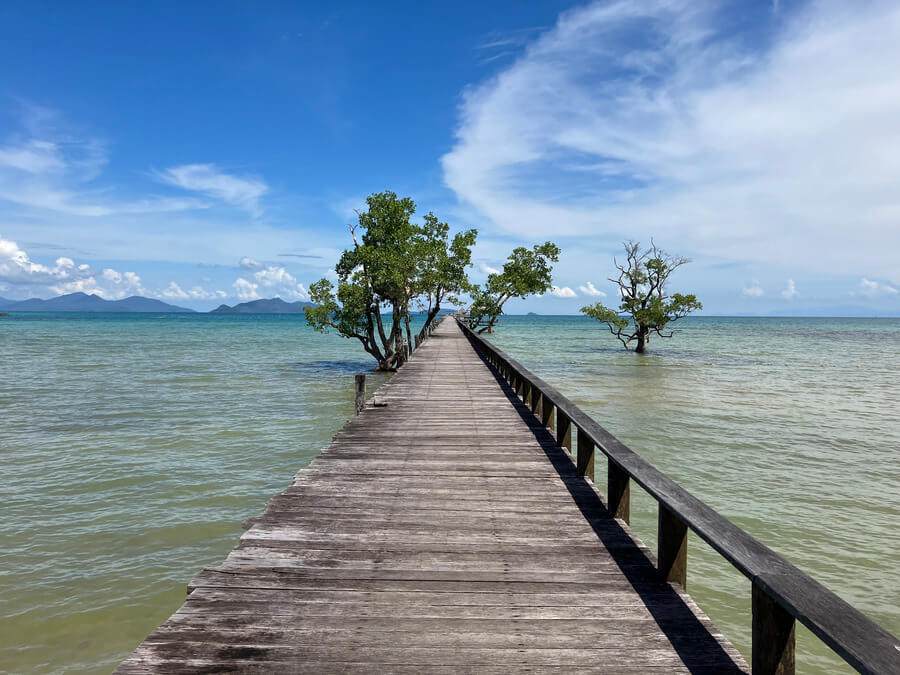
[118,319,898,674]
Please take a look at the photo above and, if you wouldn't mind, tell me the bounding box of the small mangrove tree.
[580,240,701,353]
[466,242,560,334]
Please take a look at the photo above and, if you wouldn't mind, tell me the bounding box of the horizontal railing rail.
[457,318,899,675]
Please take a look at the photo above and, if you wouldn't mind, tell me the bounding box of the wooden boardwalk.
[118,319,748,673]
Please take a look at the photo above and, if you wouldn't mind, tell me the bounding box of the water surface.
[2,313,897,673]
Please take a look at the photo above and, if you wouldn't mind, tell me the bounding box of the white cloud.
[0,234,154,299]
[550,285,577,298]
[161,281,190,299]
[233,257,310,301]
[233,277,260,301]
[0,235,93,286]
[157,164,267,217]
[442,0,900,279]
[742,282,764,297]
[854,278,899,297]
[162,281,226,300]
[781,279,798,299]
[480,263,502,275]
[578,281,606,297]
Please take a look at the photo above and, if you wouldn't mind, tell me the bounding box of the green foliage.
[467,242,560,333]
[304,191,477,370]
[580,240,701,352]
[414,212,477,318]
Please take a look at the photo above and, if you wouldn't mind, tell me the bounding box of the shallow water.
[1,313,897,673]
[1,313,394,673]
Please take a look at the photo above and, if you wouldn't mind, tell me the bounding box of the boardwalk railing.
[458,319,898,675]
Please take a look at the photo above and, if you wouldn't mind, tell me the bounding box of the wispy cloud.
[852,278,898,297]
[0,106,209,217]
[0,139,66,173]
[443,0,900,279]
[156,164,268,217]
[475,27,546,64]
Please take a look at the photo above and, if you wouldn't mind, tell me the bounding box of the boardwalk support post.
[354,374,366,415]
[753,582,795,675]
[608,459,630,524]
[658,503,688,587]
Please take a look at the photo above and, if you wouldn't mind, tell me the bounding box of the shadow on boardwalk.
[480,350,745,673]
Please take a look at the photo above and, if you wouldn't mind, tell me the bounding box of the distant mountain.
[0,296,12,309]
[1,292,194,312]
[211,297,314,314]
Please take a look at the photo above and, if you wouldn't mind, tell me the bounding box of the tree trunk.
[635,328,647,353]
[404,312,412,355]
[419,305,441,341]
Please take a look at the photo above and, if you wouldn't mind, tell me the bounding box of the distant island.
[211,298,314,314]
[0,292,193,313]
[0,292,319,314]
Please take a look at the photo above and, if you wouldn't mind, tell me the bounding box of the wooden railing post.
[576,427,594,480]
[557,410,572,451]
[608,460,630,524]
[658,503,687,587]
[354,374,366,415]
[532,388,542,417]
[541,400,554,431]
[753,582,795,675]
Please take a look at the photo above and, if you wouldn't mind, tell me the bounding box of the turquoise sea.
[2,313,898,673]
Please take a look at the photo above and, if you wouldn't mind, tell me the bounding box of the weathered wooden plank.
[187,569,643,594]
[127,642,745,668]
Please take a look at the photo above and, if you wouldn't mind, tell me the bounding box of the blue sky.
[1,0,899,314]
